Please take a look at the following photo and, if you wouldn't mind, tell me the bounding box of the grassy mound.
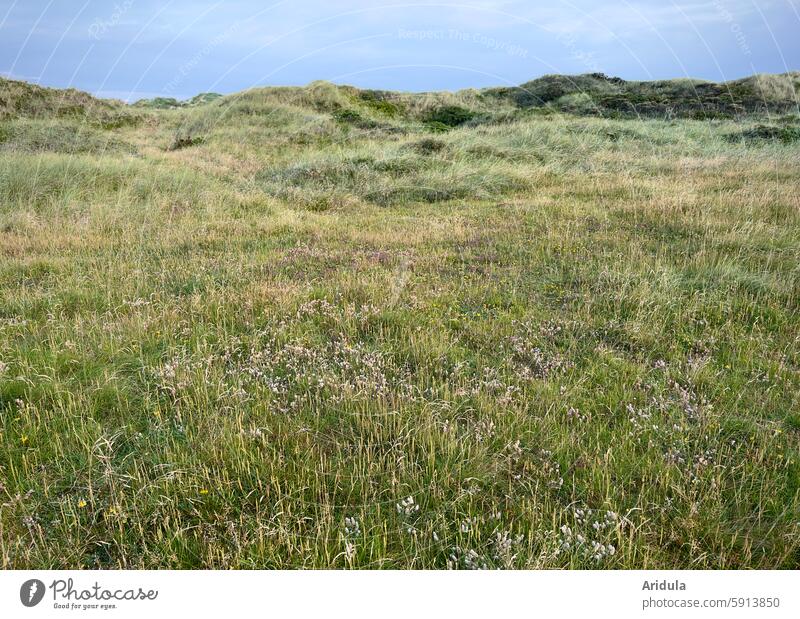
[486,72,800,118]
[0,77,125,120]
[133,92,223,109]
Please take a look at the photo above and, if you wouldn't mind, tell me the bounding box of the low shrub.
[168,133,206,151]
[551,92,598,115]
[424,105,477,127]
[358,91,402,117]
[424,121,452,133]
[728,124,800,144]
[333,108,378,129]
[410,138,447,154]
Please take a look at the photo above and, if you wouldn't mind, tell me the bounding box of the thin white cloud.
[533,0,774,41]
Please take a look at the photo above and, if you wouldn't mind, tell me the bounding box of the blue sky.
[1,1,798,101]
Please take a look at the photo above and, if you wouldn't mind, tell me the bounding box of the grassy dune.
[0,75,799,569]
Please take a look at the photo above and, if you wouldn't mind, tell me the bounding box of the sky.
[1,0,798,101]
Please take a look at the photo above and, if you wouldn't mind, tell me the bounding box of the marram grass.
[0,79,799,569]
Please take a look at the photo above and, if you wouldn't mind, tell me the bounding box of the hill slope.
[0,71,799,569]
[3,72,799,123]
[0,77,124,120]
[486,72,800,118]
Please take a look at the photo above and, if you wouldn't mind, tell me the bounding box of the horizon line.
[2,68,798,104]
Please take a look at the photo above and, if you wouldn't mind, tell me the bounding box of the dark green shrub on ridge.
[358,90,402,117]
[424,105,477,127]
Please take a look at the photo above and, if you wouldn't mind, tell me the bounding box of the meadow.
[0,73,798,568]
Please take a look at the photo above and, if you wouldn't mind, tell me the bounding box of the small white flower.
[396,496,419,516]
[344,516,360,537]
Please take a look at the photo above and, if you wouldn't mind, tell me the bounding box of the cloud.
[533,0,775,42]
[1,0,796,94]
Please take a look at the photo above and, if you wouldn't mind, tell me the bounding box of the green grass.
[0,76,799,569]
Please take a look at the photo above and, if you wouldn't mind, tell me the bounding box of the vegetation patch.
[0,74,798,570]
[357,90,402,117]
[728,124,800,144]
[0,120,135,154]
[424,105,478,127]
[409,138,447,154]
[424,120,452,133]
[168,133,206,151]
[134,93,223,109]
[332,108,379,129]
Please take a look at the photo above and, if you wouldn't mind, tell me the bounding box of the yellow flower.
[77,499,87,509]
[199,489,209,495]
[20,435,28,445]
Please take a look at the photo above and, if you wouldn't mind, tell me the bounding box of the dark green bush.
[333,108,378,129]
[691,109,729,120]
[424,121,452,133]
[728,124,800,144]
[97,113,143,130]
[423,105,476,127]
[168,134,205,150]
[410,138,447,154]
[134,97,183,109]
[358,91,402,117]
